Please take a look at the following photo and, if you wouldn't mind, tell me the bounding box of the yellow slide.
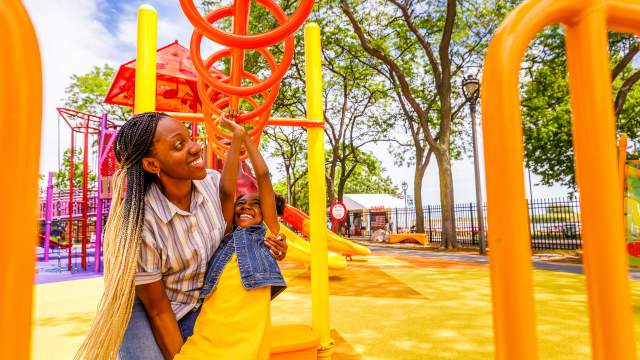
[279,223,348,270]
[326,230,371,257]
[283,205,371,257]
[300,221,371,257]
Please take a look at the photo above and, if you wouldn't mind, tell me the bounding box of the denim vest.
[201,224,286,300]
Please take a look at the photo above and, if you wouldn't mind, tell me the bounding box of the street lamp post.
[462,74,487,255]
[284,157,291,204]
[402,181,408,231]
[401,181,408,207]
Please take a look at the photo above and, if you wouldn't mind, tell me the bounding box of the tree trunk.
[413,152,430,233]
[336,188,346,234]
[435,149,457,248]
[326,176,336,205]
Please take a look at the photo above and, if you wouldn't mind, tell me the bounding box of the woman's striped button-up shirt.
[135,169,226,320]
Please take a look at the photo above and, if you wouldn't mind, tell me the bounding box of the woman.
[74,112,287,360]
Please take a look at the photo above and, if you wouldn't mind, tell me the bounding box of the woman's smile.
[190,156,205,169]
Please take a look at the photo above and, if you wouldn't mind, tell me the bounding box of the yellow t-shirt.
[175,254,271,360]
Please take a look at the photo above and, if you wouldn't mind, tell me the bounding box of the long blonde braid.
[74,112,164,359]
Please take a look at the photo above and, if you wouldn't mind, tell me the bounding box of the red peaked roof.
[104,41,225,113]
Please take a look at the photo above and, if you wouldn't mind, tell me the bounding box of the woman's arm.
[219,114,245,234]
[243,136,279,235]
[136,281,183,360]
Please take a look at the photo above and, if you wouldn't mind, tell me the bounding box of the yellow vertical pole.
[565,4,636,359]
[304,23,334,359]
[0,1,42,359]
[134,5,157,113]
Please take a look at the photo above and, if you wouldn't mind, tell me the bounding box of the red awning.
[104,41,225,113]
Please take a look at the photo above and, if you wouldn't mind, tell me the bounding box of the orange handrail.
[482,1,637,359]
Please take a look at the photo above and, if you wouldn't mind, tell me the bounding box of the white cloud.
[23,0,118,174]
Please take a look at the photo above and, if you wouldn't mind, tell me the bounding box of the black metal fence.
[342,197,582,250]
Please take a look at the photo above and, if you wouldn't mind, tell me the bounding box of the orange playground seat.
[270,324,321,360]
[389,233,429,245]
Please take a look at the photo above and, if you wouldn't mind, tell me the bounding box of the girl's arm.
[219,115,245,234]
[243,137,279,235]
[136,281,183,359]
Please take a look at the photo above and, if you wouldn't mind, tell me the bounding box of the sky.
[24,0,571,204]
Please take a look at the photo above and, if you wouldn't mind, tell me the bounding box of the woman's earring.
[156,169,161,179]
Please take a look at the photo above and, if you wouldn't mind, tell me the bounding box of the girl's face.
[150,117,206,180]
[234,193,263,227]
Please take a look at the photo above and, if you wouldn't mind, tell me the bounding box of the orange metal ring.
[198,81,278,128]
[189,10,294,97]
[179,0,314,49]
[196,58,280,122]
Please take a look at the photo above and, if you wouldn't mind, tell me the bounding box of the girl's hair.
[233,193,286,228]
[74,112,165,360]
[274,194,286,216]
[235,193,287,216]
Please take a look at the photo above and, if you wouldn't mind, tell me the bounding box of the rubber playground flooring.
[31,251,640,359]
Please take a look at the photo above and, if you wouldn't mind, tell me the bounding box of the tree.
[338,0,512,247]
[53,148,97,190]
[262,126,307,208]
[522,29,640,189]
[63,64,130,122]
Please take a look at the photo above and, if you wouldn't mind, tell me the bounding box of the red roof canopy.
[104,41,225,113]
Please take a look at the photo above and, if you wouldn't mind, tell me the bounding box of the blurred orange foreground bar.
[0,0,43,359]
[482,0,638,359]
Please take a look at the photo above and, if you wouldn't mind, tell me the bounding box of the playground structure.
[38,109,118,273]
[2,0,640,360]
[134,1,335,357]
[43,108,118,272]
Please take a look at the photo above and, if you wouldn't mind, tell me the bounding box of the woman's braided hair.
[75,112,165,359]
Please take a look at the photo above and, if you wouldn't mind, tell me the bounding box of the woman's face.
[150,116,206,180]
[234,193,263,227]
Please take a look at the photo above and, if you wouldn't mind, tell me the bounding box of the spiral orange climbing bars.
[178,0,314,159]
[482,0,638,359]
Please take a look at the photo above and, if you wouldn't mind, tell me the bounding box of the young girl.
[175,119,286,359]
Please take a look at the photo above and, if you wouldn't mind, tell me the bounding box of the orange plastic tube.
[482,0,636,359]
[0,1,42,358]
[565,4,635,358]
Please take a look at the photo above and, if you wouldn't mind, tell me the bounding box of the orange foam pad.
[270,324,320,360]
[389,233,428,245]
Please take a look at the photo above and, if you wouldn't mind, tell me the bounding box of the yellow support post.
[134,5,157,113]
[0,1,42,359]
[304,23,334,359]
